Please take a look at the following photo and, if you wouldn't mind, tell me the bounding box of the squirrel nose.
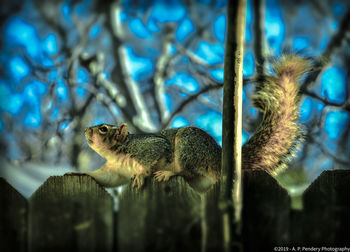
[85,128,93,138]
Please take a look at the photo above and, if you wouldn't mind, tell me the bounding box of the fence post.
[302,170,350,245]
[0,178,28,252]
[28,175,114,252]
[118,176,202,252]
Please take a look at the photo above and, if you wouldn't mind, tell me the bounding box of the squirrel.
[67,55,311,193]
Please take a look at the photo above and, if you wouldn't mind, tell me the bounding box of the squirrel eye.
[98,126,108,134]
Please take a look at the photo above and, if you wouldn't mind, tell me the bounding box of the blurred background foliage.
[0,0,349,202]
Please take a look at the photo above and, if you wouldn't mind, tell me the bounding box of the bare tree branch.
[161,83,223,129]
[153,24,174,124]
[253,0,266,77]
[300,7,350,92]
[105,1,155,132]
[303,90,350,112]
[310,136,350,166]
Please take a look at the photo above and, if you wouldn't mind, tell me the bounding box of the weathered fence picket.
[28,175,114,252]
[0,178,27,252]
[0,169,349,252]
[203,182,222,251]
[242,170,291,250]
[302,170,350,245]
[118,176,202,252]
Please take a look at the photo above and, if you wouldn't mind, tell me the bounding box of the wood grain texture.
[118,176,202,252]
[242,170,291,251]
[28,175,113,252]
[0,178,28,252]
[302,170,350,245]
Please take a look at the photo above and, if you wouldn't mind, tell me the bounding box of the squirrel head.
[85,123,129,159]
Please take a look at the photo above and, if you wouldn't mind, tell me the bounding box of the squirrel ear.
[116,123,128,142]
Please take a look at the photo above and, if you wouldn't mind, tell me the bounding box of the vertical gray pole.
[221,0,246,251]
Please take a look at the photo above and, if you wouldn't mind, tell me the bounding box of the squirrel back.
[160,127,221,191]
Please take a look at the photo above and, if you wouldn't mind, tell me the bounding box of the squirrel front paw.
[132,174,145,189]
[154,170,176,182]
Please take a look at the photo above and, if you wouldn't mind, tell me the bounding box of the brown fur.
[69,55,311,191]
[242,55,311,174]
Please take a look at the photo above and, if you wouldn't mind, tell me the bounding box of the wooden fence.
[1,169,350,252]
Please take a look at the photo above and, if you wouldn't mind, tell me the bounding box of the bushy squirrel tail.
[242,55,312,175]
